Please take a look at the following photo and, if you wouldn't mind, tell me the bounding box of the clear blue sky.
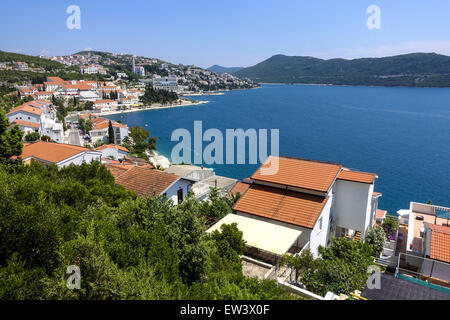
[1,0,449,68]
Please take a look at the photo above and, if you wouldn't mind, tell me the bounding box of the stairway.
[354,231,362,241]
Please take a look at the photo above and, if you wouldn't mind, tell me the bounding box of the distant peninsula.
[207,65,243,75]
[234,53,450,87]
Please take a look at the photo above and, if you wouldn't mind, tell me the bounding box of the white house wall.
[163,179,193,205]
[57,151,102,168]
[7,111,41,124]
[308,196,332,258]
[333,180,373,237]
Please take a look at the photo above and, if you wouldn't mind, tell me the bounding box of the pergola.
[207,214,303,257]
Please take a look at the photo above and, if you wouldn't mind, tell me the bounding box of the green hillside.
[234,53,450,87]
[207,65,243,74]
[0,51,64,71]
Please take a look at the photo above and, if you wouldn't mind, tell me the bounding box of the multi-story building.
[32,91,55,101]
[152,76,179,92]
[6,100,64,142]
[135,65,145,76]
[16,62,28,71]
[211,156,380,259]
[87,116,129,145]
[93,99,118,112]
[80,64,106,75]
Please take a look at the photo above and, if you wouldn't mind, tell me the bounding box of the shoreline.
[92,100,210,116]
[260,82,450,89]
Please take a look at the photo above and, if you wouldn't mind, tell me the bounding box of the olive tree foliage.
[0,161,294,300]
[0,110,23,162]
[278,249,314,282]
[365,226,386,256]
[300,238,375,296]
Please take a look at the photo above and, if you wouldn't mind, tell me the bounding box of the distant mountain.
[234,53,450,87]
[207,65,243,74]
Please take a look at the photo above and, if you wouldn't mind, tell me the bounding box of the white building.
[6,100,64,143]
[16,62,28,71]
[80,64,106,75]
[152,76,179,92]
[93,99,118,112]
[15,141,102,168]
[106,164,195,205]
[95,144,129,160]
[135,65,145,76]
[225,156,379,259]
[88,116,129,145]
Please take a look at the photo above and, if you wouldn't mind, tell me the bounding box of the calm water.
[106,84,450,214]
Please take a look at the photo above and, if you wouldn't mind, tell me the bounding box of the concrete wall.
[333,180,373,237]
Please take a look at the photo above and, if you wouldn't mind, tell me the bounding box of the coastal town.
[0,49,449,302]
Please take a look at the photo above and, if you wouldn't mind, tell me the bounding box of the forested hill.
[0,51,64,71]
[207,65,243,74]
[234,53,450,87]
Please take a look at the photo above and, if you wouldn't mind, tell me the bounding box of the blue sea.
[106,84,450,214]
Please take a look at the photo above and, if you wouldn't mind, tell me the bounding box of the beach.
[92,99,210,116]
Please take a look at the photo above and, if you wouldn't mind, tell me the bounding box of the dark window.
[177,188,183,204]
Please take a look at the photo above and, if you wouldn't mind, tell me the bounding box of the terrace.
[207,213,310,264]
[406,202,450,254]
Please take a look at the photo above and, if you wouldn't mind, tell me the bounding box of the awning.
[207,214,303,256]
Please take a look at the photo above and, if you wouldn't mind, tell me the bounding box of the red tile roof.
[227,181,251,198]
[7,104,43,116]
[96,144,129,153]
[251,156,342,193]
[337,169,377,184]
[94,99,116,104]
[429,224,450,263]
[9,120,40,129]
[233,184,328,229]
[14,141,93,163]
[376,209,387,219]
[107,165,179,197]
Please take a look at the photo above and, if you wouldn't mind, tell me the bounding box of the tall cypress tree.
[108,120,115,144]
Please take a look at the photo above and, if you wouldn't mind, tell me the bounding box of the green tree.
[211,223,246,262]
[129,125,157,156]
[301,238,374,296]
[278,249,314,282]
[25,132,40,142]
[108,120,115,144]
[201,187,231,219]
[0,160,294,300]
[0,110,23,162]
[365,226,386,256]
[129,125,149,144]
